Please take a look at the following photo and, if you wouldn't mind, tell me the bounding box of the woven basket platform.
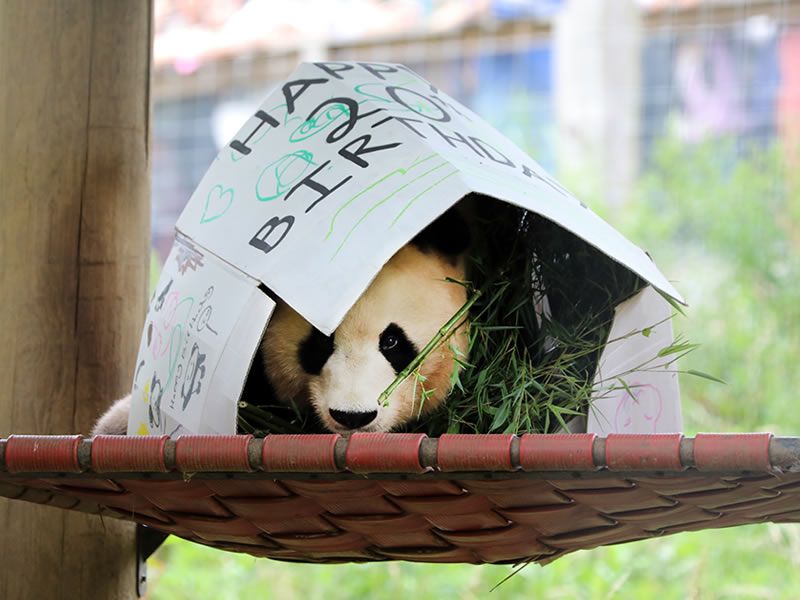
[1,432,799,565]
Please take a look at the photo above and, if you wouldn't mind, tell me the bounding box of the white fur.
[264,244,468,434]
[92,395,132,436]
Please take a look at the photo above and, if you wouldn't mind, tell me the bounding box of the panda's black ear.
[411,205,471,259]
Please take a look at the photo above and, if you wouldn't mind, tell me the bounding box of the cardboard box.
[128,61,683,436]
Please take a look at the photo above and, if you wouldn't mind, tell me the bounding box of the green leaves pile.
[409,199,646,435]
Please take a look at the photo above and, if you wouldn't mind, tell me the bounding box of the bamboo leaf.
[684,369,726,384]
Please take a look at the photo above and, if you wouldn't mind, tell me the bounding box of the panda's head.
[261,208,470,434]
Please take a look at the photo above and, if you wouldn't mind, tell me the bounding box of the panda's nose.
[329,409,378,429]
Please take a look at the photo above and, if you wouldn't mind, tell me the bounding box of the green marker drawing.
[325,153,437,239]
[162,295,195,391]
[200,185,234,223]
[255,150,315,202]
[331,162,452,258]
[353,79,416,104]
[390,169,460,225]
[289,102,350,143]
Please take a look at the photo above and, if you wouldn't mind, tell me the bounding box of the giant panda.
[92,206,471,436]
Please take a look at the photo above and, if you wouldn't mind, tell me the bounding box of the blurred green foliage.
[149,137,800,598]
[149,524,800,599]
[616,138,800,433]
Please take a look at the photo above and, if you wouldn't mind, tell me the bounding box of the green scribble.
[390,170,460,226]
[353,79,414,104]
[164,324,183,393]
[174,296,195,316]
[331,161,449,260]
[330,166,461,259]
[415,101,437,115]
[163,296,195,391]
[289,103,349,143]
[325,153,438,239]
[255,150,315,201]
[353,82,394,104]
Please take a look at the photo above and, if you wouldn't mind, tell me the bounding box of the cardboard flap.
[176,61,682,335]
[143,61,686,437]
[200,285,276,434]
[588,286,682,435]
[127,236,274,436]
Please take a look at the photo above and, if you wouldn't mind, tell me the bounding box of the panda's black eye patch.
[379,323,417,375]
[298,328,335,375]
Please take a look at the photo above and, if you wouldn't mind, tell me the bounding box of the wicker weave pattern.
[1,433,799,564]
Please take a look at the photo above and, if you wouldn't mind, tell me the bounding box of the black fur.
[379,323,418,375]
[240,346,280,406]
[411,205,471,260]
[298,328,335,375]
[240,346,324,433]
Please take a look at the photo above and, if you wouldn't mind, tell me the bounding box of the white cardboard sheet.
[127,235,274,436]
[130,61,683,436]
[176,61,682,336]
[589,286,682,434]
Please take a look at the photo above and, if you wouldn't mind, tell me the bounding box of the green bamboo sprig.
[379,286,481,407]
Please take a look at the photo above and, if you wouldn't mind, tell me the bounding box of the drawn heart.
[614,383,663,433]
[200,185,234,223]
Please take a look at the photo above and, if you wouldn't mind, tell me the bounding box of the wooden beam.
[150,1,800,103]
[555,0,642,205]
[0,1,152,598]
[644,0,800,31]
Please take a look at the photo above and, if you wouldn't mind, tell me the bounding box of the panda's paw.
[91,395,132,436]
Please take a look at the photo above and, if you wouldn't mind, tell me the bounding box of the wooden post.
[554,0,642,205]
[0,2,152,598]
